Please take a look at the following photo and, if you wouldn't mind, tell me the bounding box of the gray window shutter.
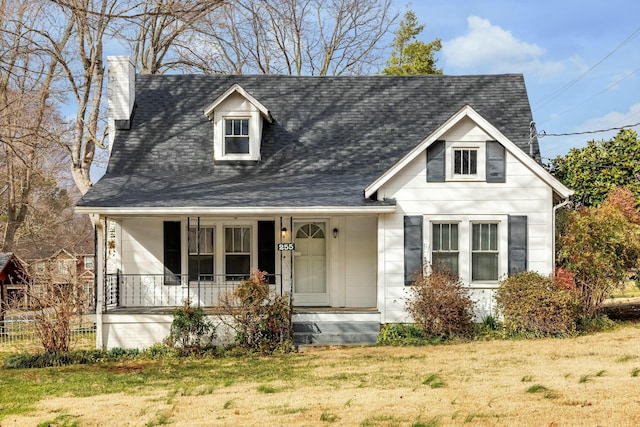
[404,215,423,285]
[426,140,446,182]
[508,215,527,275]
[164,221,182,284]
[486,141,505,183]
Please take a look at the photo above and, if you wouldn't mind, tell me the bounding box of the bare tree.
[126,0,223,74]
[28,260,91,352]
[0,0,73,251]
[177,0,397,76]
[48,0,131,196]
[50,0,223,196]
[3,0,397,218]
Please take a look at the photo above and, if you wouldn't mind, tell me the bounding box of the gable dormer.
[204,84,272,162]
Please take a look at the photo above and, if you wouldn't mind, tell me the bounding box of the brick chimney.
[107,56,135,151]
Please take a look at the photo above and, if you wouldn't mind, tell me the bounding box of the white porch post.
[376,214,386,323]
[94,216,105,350]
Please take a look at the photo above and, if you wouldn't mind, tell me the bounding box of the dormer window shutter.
[426,140,446,182]
[486,140,505,183]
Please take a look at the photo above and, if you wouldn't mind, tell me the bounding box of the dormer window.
[204,83,272,163]
[224,118,250,154]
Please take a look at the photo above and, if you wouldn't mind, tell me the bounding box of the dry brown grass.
[5,324,640,426]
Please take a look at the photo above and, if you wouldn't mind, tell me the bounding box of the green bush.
[219,270,293,354]
[496,271,580,337]
[164,299,217,355]
[4,349,104,369]
[406,269,474,338]
[3,346,181,369]
[557,188,640,316]
[377,323,428,346]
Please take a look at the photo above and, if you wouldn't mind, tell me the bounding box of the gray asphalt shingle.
[78,74,539,209]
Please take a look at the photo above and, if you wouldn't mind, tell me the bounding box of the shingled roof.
[78,74,539,210]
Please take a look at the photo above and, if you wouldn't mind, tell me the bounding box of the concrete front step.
[292,321,380,346]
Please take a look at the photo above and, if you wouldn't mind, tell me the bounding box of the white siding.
[377,118,555,323]
[120,218,165,275]
[102,314,236,349]
[344,216,377,307]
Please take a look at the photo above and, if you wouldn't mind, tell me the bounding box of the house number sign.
[277,243,295,251]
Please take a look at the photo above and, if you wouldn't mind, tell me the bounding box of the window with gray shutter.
[486,141,505,183]
[508,215,527,275]
[426,140,446,182]
[404,216,423,285]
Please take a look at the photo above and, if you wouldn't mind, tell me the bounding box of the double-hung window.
[225,226,251,279]
[472,223,499,281]
[454,148,477,176]
[189,226,215,282]
[224,118,249,154]
[432,223,459,275]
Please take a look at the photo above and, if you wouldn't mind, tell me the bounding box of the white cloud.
[542,103,640,158]
[442,16,567,77]
[576,102,640,133]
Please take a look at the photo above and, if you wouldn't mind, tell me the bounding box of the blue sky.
[401,0,640,161]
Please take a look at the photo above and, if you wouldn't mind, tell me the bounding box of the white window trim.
[431,222,460,275]
[181,220,259,285]
[470,221,500,284]
[223,117,250,156]
[425,215,507,288]
[213,110,262,161]
[188,225,216,283]
[224,224,253,278]
[445,141,486,181]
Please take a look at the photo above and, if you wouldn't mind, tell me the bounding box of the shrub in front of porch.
[406,268,475,338]
[164,300,217,356]
[218,270,293,354]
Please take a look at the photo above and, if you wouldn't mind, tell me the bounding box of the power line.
[552,67,640,119]
[533,25,640,112]
[538,121,640,138]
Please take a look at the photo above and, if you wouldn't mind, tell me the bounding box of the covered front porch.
[93,212,386,349]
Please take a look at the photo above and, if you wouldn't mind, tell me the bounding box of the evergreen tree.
[382,11,442,75]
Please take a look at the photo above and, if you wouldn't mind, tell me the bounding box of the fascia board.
[75,205,397,216]
[364,104,573,199]
[203,83,272,122]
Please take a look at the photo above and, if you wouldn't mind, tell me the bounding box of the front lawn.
[1,323,640,426]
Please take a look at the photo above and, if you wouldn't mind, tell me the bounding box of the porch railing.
[104,273,283,310]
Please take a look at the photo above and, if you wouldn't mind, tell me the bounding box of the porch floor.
[103,306,378,315]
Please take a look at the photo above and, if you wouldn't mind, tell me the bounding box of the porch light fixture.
[333,228,339,238]
[281,227,287,238]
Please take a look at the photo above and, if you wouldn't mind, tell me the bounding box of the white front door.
[293,221,328,305]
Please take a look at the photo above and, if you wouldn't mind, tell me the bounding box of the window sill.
[468,282,500,289]
[213,158,260,165]
[447,177,485,182]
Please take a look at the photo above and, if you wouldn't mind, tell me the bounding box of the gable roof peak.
[203,83,272,122]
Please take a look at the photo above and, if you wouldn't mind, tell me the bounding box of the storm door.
[293,222,328,305]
